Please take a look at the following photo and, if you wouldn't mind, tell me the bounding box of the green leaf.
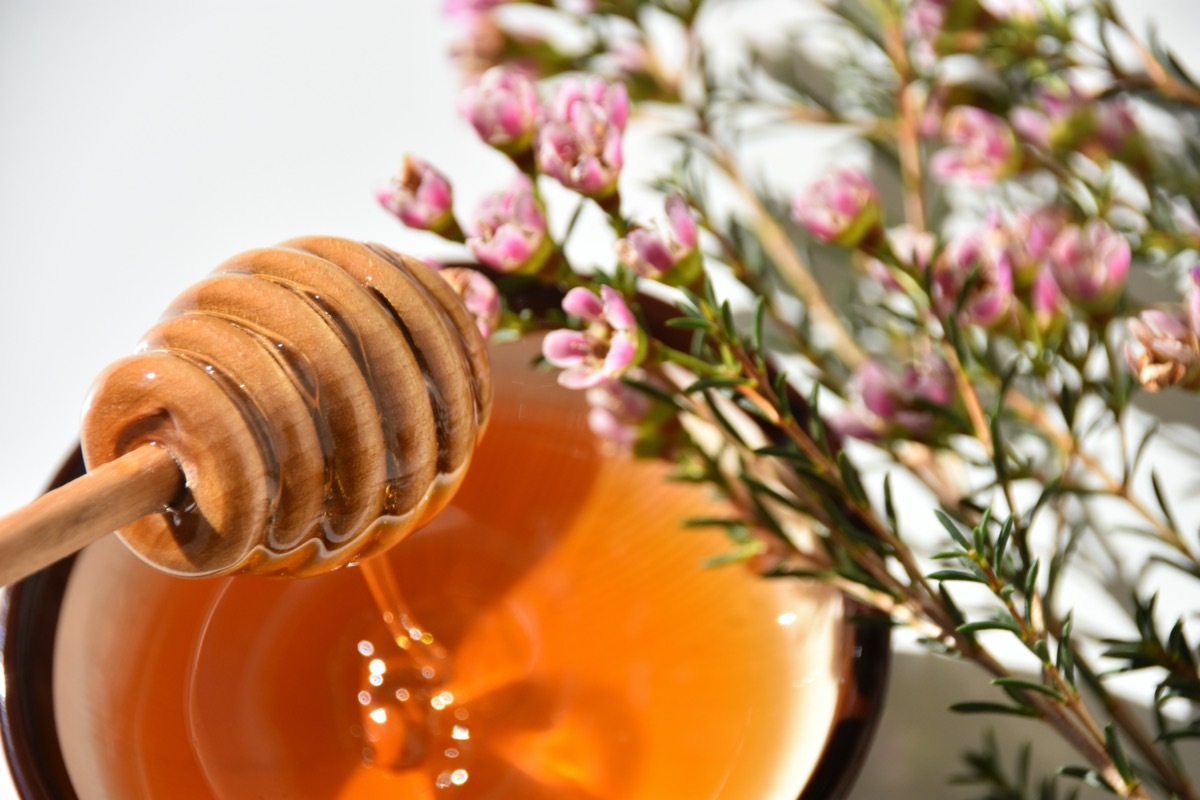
[751,296,766,352]
[957,619,1023,635]
[665,316,718,332]
[772,370,793,422]
[991,677,1065,702]
[1104,724,1135,786]
[1024,558,1040,622]
[621,377,684,410]
[973,507,992,558]
[1158,720,1200,742]
[949,701,1038,718]
[935,509,972,550]
[836,452,868,506]
[720,299,736,338]
[1130,422,1159,475]
[995,516,1014,570]
[1150,470,1180,532]
[700,542,762,569]
[939,583,966,628]
[990,413,1008,486]
[807,382,829,454]
[928,570,988,584]
[882,473,898,534]
[1057,612,1076,689]
[682,516,749,530]
[1059,384,1079,429]
[675,285,701,311]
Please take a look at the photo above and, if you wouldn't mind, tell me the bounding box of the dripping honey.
[53,345,844,799]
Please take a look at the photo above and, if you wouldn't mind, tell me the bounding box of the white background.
[2,1,1200,798]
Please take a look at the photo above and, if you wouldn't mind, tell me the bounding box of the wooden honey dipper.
[0,237,491,585]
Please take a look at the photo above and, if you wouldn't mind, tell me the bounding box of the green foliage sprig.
[385,0,1200,795]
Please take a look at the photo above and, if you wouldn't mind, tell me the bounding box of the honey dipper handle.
[0,445,183,586]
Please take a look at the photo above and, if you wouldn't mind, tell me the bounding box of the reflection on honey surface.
[54,341,843,799]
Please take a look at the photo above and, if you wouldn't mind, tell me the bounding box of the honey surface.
[54,342,843,799]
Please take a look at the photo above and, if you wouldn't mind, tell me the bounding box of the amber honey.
[52,342,845,799]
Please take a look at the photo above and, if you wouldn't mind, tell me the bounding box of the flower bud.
[376,156,456,233]
[932,231,1015,328]
[930,106,1020,184]
[1048,221,1130,311]
[458,66,540,154]
[614,194,700,284]
[536,77,628,197]
[792,167,882,247]
[466,179,551,274]
[543,286,640,389]
[1030,269,1066,334]
[886,224,936,274]
[1012,84,1095,153]
[998,207,1067,286]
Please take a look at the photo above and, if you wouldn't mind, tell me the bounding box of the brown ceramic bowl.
[0,342,888,799]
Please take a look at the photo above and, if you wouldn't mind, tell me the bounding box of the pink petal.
[542,329,591,367]
[601,331,637,377]
[562,287,604,321]
[559,365,606,390]
[665,194,698,250]
[599,286,637,331]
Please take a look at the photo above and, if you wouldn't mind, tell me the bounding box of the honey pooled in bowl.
[53,341,845,799]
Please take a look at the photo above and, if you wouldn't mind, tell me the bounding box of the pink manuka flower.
[1093,98,1146,164]
[930,106,1019,184]
[466,179,551,274]
[1048,220,1130,310]
[887,224,936,273]
[1031,269,1066,332]
[438,266,502,339]
[932,231,1015,328]
[792,167,882,247]
[1096,100,1138,152]
[1125,309,1200,392]
[543,286,640,389]
[865,225,935,292]
[830,355,956,441]
[376,156,455,233]
[586,378,651,447]
[997,207,1068,286]
[614,194,699,281]
[1015,84,1143,163]
[458,66,540,153]
[536,77,629,197]
[1012,83,1093,152]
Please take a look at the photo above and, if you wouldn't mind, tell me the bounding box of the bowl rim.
[0,446,890,800]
